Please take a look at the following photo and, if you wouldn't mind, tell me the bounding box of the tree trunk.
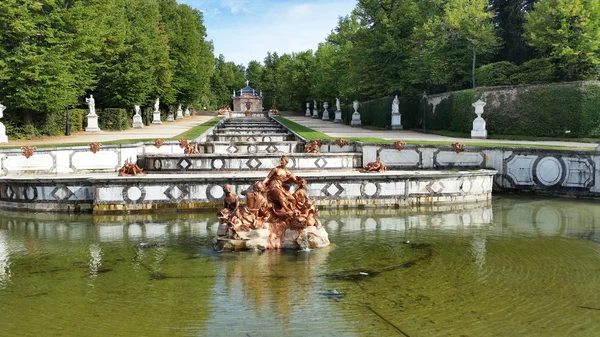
[472,49,477,89]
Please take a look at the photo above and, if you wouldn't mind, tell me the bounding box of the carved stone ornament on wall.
[21,146,36,159]
[395,140,406,151]
[452,142,465,153]
[89,142,101,154]
[154,138,164,148]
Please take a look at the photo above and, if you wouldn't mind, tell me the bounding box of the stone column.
[471,99,487,139]
[176,104,183,119]
[305,102,311,117]
[0,103,8,143]
[321,102,330,120]
[350,100,362,127]
[132,105,143,128]
[312,100,319,118]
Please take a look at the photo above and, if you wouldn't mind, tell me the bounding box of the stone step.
[204,141,301,154]
[213,129,288,134]
[207,133,296,142]
[138,152,362,172]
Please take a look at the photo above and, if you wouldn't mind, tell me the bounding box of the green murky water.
[0,196,599,337]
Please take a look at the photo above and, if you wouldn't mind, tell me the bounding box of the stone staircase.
[138,116,362,173]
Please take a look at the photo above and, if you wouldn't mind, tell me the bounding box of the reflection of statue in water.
[215,155,329,251]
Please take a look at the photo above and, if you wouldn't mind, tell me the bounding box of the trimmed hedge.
[98,108,130,130]
[426,82,600,137]
[41,108,86,136]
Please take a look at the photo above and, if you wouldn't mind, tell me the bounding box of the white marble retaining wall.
[363,144,600,196]
[0,169,494,213]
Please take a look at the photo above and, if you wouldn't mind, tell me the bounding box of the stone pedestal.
[152,111,162,124]
[305,103,311,117]
[391,114,402,130]
[321,102,330,120]
[167,113,174,122]
[132,114,143,128]
[471,99,487,139]
[184,108,190,117]
[176,107,183,119]
[351,112,362,127]
[312,108,319,119]
[333,110,342,123]
[350,100,361,127]
[85,114,101,132]
[0,122,7,143]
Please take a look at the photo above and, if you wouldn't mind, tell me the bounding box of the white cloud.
[208,1,356,65]
[221,0,251,14]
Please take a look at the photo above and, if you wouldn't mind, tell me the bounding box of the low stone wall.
[0,170,494,213]
[362,145,599,196]
[139,153,362,172]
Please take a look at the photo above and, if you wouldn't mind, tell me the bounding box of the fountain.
[215,155,330,251]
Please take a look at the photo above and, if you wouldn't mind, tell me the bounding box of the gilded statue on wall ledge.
[89,142,101,154]
[118,159,145,176]
[364,156,387,173]
[21,146,36,159]
[304,139,321,153]
[215,155,329,251]
[179,139,199,154]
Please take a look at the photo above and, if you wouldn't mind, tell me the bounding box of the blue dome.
[236,86,262,98]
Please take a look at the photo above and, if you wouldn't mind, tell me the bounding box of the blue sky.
[179,0,356,66]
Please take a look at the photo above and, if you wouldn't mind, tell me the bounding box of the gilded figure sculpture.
[179,139,200,154]
[118,160,145,176]
[215,155,329,251]
[154,138,164,148]
[364,156,387,173]
[335,138,346,148]
[304,139,321,153]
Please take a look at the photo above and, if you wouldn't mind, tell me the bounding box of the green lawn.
[0,116,223,149]
[274,116,596,151]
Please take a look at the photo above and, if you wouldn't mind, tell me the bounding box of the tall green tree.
[524,0,600,81]
[491,0,537,64]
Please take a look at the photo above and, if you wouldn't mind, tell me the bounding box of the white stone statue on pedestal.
[232,89,236,97]
[167,108,174,122]
[312,100,319,118]
[85,94,101,132]
[471,99,487,138]
[321,101,330,120]
[184,106,190,117]
[305,102,311,117]
[351,100,361,127]
[176,104,183,119]
[391,95,402,130]
[152,97,162,124]
[132,105,143,128]
[333,97,342,123]
[0,102,8,143]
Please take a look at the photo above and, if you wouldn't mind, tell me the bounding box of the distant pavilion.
[232,81,263,112]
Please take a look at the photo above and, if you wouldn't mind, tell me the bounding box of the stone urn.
[351,100,361,127]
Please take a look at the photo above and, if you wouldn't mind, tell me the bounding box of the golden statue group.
[215,155,330,251]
